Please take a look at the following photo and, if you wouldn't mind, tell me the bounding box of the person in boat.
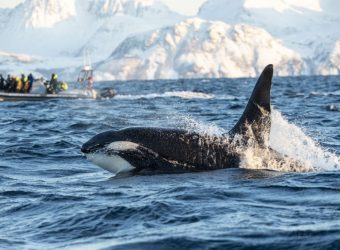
[21,74,29,93]
[87,76,94,90]
[6,75,16,93]
[4,75,11,92]
[20,73,25,92]
[23,76,30,93]
[59,81,68,92]
[0,74,4,90]
[47,73,58,94]
[15,76,22,93]
[27,73,34,93]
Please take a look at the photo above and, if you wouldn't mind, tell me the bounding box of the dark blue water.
[0,76,339,249]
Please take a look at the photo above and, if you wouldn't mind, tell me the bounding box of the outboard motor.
[100,88,117,98]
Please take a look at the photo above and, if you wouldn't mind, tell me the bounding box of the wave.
[309,90,340,97]
[68,237,244,250]
[67,236,340,250]
[115,91,235,100]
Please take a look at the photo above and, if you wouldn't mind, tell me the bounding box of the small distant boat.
[0,78,116,102]
[0,92,95,102]
[0,51,117,102]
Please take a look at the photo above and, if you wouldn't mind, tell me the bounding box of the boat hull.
[0,92,96,102]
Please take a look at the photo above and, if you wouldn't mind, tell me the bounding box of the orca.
[82,65,299,174]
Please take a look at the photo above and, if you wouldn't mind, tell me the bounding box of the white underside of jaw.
[86,153,135,174]
[86,141,141,174]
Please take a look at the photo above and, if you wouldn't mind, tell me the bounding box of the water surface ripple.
[0,76,339,249]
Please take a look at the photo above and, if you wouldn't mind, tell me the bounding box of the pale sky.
[0,0,206,16]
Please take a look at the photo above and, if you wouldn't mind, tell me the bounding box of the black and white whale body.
[82,65,290,174]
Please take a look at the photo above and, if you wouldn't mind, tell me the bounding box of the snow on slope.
[317,41,340,75]
[1,0,88,56]
[0,8,11,30]
[82,0,183,59]
[89,0,176,18]
[198,0,340,74]
[95,18,303,80]
[0,0,183,57]
[199,0,339,32]
[19,0,77,28]
[0,0,339,80]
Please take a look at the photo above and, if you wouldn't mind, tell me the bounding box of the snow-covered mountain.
[95,18,303,80]
[0,8,11,30]
[199,0,340,75]
[19,0,77,29]
[0,0,339,80]
[0,0,183,57]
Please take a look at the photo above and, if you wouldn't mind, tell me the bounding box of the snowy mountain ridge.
[0,0,183,60]
[21,0,77,29]
[95,18,304,80]
[0,0,339,80]
[198,0,340,76]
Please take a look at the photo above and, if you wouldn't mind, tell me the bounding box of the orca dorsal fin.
[229,64,273,146]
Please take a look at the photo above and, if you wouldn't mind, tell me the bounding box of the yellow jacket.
[16,79,22,92]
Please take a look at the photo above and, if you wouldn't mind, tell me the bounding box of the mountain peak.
[19,0,77,28]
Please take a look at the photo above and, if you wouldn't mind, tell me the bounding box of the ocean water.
[0,76,339,249]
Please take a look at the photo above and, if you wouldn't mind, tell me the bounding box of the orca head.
[81,131,138,174]
[81,131,118,155]
[81,129,162,174]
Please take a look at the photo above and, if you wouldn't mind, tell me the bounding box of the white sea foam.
[331,90,340,96]
[309,90,340,97]
[115,91,215,100]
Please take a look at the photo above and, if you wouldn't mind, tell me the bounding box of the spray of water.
[269,110,339,171]
[178,115,226,136]
[179,110,339,172]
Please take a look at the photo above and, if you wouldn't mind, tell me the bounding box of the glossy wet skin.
[81,127,240,172]
[82,65,275,174]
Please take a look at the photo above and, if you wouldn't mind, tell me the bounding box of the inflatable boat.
[0,64,116,102]
[0,81,116,102]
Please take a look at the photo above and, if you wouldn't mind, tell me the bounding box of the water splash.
[178,110,339,172]
[269,110,340,171]
[177,115,226,136]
